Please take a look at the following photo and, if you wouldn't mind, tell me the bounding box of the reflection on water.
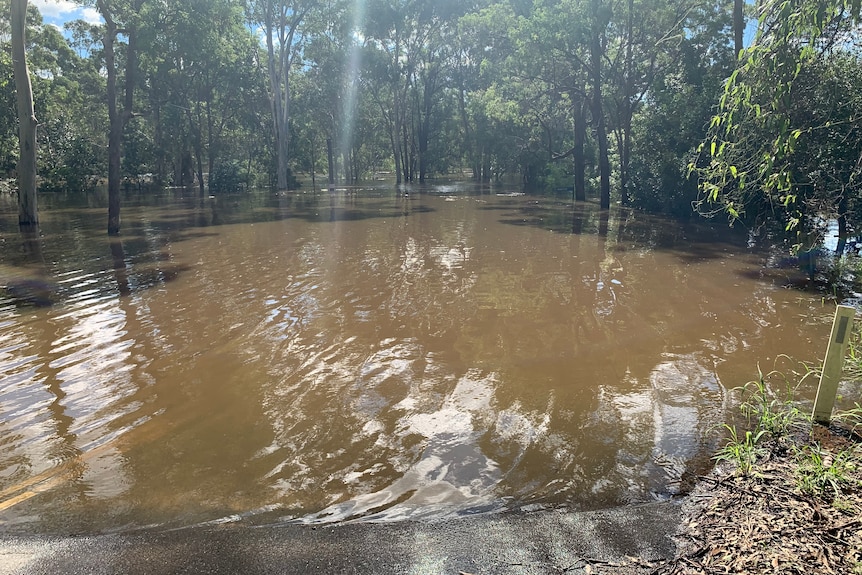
[0,184,837,533]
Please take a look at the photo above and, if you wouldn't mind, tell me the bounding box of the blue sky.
[32,0,758,46]
[31,0,102,27]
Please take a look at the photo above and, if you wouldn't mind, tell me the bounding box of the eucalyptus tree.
[362,0,420,184]
[412,0,476,181]
[246,0,318,190]
[628,1,734,215]
[11,0,37,226]
[588,0,612,208]
[143,0,262,195]
[291,1,368,183]
[506,0,592,197]
[603,0,709,206]
[86,0,146,234]
[495,0,612,204]
[360,0,461,183]
[733,0,743,56]
[0,48,15,178]
[693,0,862,245]
[452,1,515,182]
[29,15,107,192]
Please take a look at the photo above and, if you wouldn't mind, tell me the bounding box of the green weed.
[833,402,862,435]
[794,443,859,499]
[843,321,862,381]
[737,367,809,439]
[714,425,768,476]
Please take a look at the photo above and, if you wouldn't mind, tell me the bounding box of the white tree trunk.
[258,1,306,191]
[11,0,38,226]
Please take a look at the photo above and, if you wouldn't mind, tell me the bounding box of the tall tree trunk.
[401,121,411,183]
[189,105,206,196]
[195,145,205,197]
[619,0,634,207]
[326,137,335,185]
[154,102,165,184]
[309,134,316,190]
[392,100,403,185]
[101,10,122,235]
[277,58,291,189]
[837,190,849,255]
[619,108,633,206]
[11,0,37,227]
[342,150,349,183]
[456,84,479,181]
[590,1,611,210]
[98,0,138,235]
[733,0,744,58]
[573,93,587,202]
[418,66,437,183]
[262,4,301,191]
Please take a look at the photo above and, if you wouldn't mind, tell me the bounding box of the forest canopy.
[3,0,862,242]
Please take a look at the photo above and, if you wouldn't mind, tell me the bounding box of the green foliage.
[7,0,838,219]
[714,425,768,476]
[716,365,811,476]
[738,367,809,438]
[794,442,859,499]
[0,46,16,176]
[209,161,245,194]
[629,8,735,216]
[719,359,862,501]
[691,0,862,236]
[834,403,862,436]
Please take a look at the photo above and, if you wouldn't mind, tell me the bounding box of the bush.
[209,161,245,194]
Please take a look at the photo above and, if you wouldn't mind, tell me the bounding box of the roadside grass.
[714,365,812,478]
[794,441,859,499]
[661,356,862,574]
[715,362,861,501]
[713,426,767,476]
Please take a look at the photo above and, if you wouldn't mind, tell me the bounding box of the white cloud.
[79,7,102,25]
[31,0,78,19]
[31,1,103,26]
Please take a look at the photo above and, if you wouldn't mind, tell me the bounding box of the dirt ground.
[646,423,862,575]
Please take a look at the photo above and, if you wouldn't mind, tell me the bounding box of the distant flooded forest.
[4,0,862,245]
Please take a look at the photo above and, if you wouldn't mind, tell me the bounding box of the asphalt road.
[0,502,681,574]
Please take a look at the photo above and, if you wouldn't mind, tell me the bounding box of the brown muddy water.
[0,183,847,534]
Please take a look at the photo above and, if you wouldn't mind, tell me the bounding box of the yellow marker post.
[812,305,856,425]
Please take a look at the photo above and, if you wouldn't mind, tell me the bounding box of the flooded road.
[0,184,838,533]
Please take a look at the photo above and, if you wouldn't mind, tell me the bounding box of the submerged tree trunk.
[12,0,38,227]
[326,137,335,185]
[97,0,139,235]
[837,190,849,256]
[101,7,122,235]
[573,93,587,202]
[590,3,611,210]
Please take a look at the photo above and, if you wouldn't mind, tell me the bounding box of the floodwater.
[0,183,844,534]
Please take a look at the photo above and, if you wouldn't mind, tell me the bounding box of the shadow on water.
[30,188,435,238]
[0,185,435,307]
[488,197,754,264]
[1,226,60,307]
[0,226,191,309]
